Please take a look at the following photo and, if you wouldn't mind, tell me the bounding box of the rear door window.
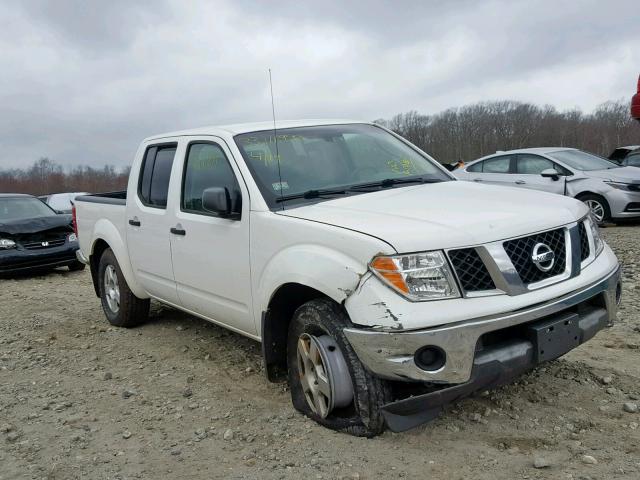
[482,156,512,173]
[138,144,177,208]
[627,154,640,168]
[467,161,483,172]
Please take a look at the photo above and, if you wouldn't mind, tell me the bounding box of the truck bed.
[75,191,127,206]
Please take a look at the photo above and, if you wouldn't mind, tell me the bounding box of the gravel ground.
[1,225,639,480]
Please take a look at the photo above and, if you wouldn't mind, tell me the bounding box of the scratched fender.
[256,243,366,319]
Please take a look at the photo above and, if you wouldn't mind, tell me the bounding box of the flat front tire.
[287,298,392,437]
[98,248,149,328]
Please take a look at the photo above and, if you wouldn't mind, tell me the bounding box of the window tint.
[483,156,511,173]
[517,155,554,174]
[182,143,241,215]
[627,154,640,168]
[138,145,176,208]
[467,161,483,172]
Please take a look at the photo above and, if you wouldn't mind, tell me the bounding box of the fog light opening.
[414,346,446,371]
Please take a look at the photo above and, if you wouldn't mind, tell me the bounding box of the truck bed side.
[74,192,147,299]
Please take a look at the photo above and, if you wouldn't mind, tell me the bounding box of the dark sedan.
[0,194,85,275]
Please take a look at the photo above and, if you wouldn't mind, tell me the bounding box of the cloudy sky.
[1,0,638,169]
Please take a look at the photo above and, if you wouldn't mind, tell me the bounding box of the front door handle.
[128,219,141,227]
[473,178,484,182]
[170,227,186,236]
[515,180,526,185]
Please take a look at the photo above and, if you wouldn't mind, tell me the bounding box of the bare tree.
[377,99,640,164]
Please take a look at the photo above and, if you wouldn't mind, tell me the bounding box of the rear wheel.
[287,298,392,437]
[98,248,149,327]
[580,194,611,224]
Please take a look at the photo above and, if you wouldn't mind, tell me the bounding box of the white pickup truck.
[74,120,621,436]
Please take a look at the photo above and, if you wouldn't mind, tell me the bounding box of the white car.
[40,192,89,214]
[454,147,640,223]
[74,121,621,436]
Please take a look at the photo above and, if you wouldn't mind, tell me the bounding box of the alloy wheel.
[585,199,605,223]
[296,333,353,418]
[104,264,120,313]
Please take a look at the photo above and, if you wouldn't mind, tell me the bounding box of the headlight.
[0,238,16,249]
[68,233,78,242]
[605,181,640,192]
[370,251,460,301]
[586,216,604,257]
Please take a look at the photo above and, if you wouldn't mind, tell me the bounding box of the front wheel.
[580,193,611,224]
[98,248,149,327]
[287,298,392,437]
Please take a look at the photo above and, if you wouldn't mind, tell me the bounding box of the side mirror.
[202,187,231,216]
[541,168,560,181]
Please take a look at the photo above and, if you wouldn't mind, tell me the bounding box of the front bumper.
[607,188,640,219]
[344,265,621,385]
[0,243,79,274]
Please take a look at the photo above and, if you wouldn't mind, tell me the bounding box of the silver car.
[454,147,640,223]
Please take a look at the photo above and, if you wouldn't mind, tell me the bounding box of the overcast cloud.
[0,0,638,168]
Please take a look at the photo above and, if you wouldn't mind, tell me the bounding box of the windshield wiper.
[275,188,348,203]
[348,177,444,191]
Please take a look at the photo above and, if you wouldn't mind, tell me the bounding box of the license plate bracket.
[526,312,581,363]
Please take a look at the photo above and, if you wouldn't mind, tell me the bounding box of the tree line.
[1,99,638,196]
[376,99,640,164]
[0,158,130,196]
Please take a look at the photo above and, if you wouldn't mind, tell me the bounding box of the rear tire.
[579,193,611,224]
[98,248,149,327]
[68,260,86,272]
[287,298,392,437]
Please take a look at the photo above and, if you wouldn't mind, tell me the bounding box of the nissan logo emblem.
[531,243,555,272]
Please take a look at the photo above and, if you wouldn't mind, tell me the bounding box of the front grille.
[22,238,66,250]
[19,232,67,250]
[448,248,496,292]
[503,228,566,284]
[578,222,590,261]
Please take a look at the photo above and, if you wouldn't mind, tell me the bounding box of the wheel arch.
[262,282,335,382]
[88,219,147,299]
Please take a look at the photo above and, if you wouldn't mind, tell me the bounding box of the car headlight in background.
[0,239,16,249]
[68,233,78,242]
[586,216,604,257]
[605,181,640,192]
[370,251,460,301]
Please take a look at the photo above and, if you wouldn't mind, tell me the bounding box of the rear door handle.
[170,227,186,236]
[515,180,526,185]
[128,219,141,227]
[473,178,484,182]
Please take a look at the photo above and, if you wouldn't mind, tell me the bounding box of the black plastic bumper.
[381,305,610,432]
[0,245,78,274]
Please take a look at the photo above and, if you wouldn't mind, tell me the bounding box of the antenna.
[269,68,284,208]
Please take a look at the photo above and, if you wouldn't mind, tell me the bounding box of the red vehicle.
[632,74,640,121]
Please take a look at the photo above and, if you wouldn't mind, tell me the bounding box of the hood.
[586,166,640,183]
[0,214,73,236]
[279,182,588,252]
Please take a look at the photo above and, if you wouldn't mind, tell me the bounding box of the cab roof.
[0,193,34,198]
[145,119,368,142]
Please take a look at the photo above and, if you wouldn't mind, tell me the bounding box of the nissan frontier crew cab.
[74,120,621,436]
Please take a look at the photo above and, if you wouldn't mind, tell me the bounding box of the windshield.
[0,197,58,222]
[235,124,450,207]
[548,149,620,171]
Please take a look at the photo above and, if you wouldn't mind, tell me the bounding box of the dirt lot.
[1,226,639,480]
